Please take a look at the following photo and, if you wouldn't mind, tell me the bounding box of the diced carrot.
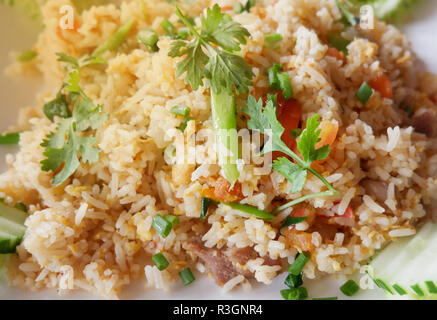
[201,176,244,203]
[221,6,234,11]
[325,47,344,62]
[315,120,338,149]
[285,230,315,252]
[369,73,393,99]
[272,93,302,161]
[56,19,81,39]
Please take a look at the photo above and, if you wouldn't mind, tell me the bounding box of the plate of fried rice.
[0,0,437,300]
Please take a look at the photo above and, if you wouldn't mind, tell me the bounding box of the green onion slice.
[284,273,303,289]
[0,132,20,145]
[152,214,172,238]
[281,287,308,300]
[278,72,293,100]
[179,267,195,286]
[163,214,179,227]
[152,252,170,271]
[356,82,373,104]
[225,202,275,220]
[138,29,159,52]
[288,252,310,276]
[340,279,360,297]
[18,49,37,62]
[280,216,307,229]
[312,297,338,300]
[264,33,283,49]
[200,197,216,220]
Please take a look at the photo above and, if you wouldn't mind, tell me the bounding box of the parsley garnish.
[243,95,339,212]
[40,53,107,187]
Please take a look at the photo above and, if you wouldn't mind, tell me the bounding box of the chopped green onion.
[179,267,195,285]
[92,18,135,57]
[280,216,307,229]
[171,105,191,117]
[327,33,350,56]
[0,132,20,145]
[356,82,373,104]
[284,273,303,289]
[18,49,37,62]
[312,297,338,300]
[425,281,437,294]
[281,287,308,300]
[278,72,293,100]
[400,105,413,117]
[164,144,176,165]
[233,2,244,13]
[411,283,425,297]
[264,33,283,49]
[161,18,175,36]
[373,278,393,294]
[225,202,275,220]
[163,214,179,227]
[288,252,310,275]
[340,279,360,296]
[138,29,159,52]
[336,0,358,26]
[392,284,407,295]
[152,214,172,238]
[152,252,170,271]
[267,63,283,90]
[289,128,302,139]
[14,202,27,213]
[177,27,190,39]
[200,197,215,220]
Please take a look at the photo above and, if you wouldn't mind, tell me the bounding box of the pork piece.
[184,240,280,286]
[361,179,388,203]
[411,108,437,137]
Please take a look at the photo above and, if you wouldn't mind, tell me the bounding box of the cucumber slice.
[0,231,21,254]
[369,223,437,299]
[0,217,26,237]
[0,202,28,225]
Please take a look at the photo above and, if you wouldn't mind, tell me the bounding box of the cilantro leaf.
[43,90,71,122]
[297,114,331,166]
[272,157,307,193]
[73,97,107,131]
[171,5,253,95]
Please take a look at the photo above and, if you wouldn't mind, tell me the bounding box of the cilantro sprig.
[40,53,107,187]
[243,95,339,213]
[168,5,253,185]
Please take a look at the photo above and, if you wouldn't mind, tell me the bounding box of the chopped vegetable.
[169,5,253,185]
[0,132,20,145]
[288,252,310,275]
[179,267,195,285]
[351,0,420,22]
[14,202,27,213]
[18,49,37,62]
[152,215,173,238]
[163,214,179,227]
[244,95,338,213]
[280,216,307,229]
[0,202,28,254]
[92,18,135,57]
[369,73,393,99]
[152,252,170,271]
[224,202,275,220]
[177,27,189,39]
[336,0,359,26]
[138,29,159,52]
[328,33,350,56]
[289,128,302,140]
[368,222,437,299]
[161,18,176,36]
[233,0,255,13]
[312,297,338,300]
[340,279,360,296]
[284,273,303,288]
[170,105,194,132]
[356,81,373,104]
[281,287,308,300]
[264,33,283,49]
[277,72,293,100]
[268,63,283,90]
[200,197,215,220]
[315,120,339,150]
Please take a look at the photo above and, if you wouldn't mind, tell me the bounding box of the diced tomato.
[315,120,338,150]
[221,6,234,11]
[285,230,315,252]
[319,202,354,220]
[369,73,393,99]
[56,19,81,39]
[201,176,244,203]
[325,47,345,62]
[271,93,302,161]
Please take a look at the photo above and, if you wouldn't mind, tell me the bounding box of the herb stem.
[272,190,337,214]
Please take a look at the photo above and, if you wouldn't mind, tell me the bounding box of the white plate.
[1,2,437,300]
